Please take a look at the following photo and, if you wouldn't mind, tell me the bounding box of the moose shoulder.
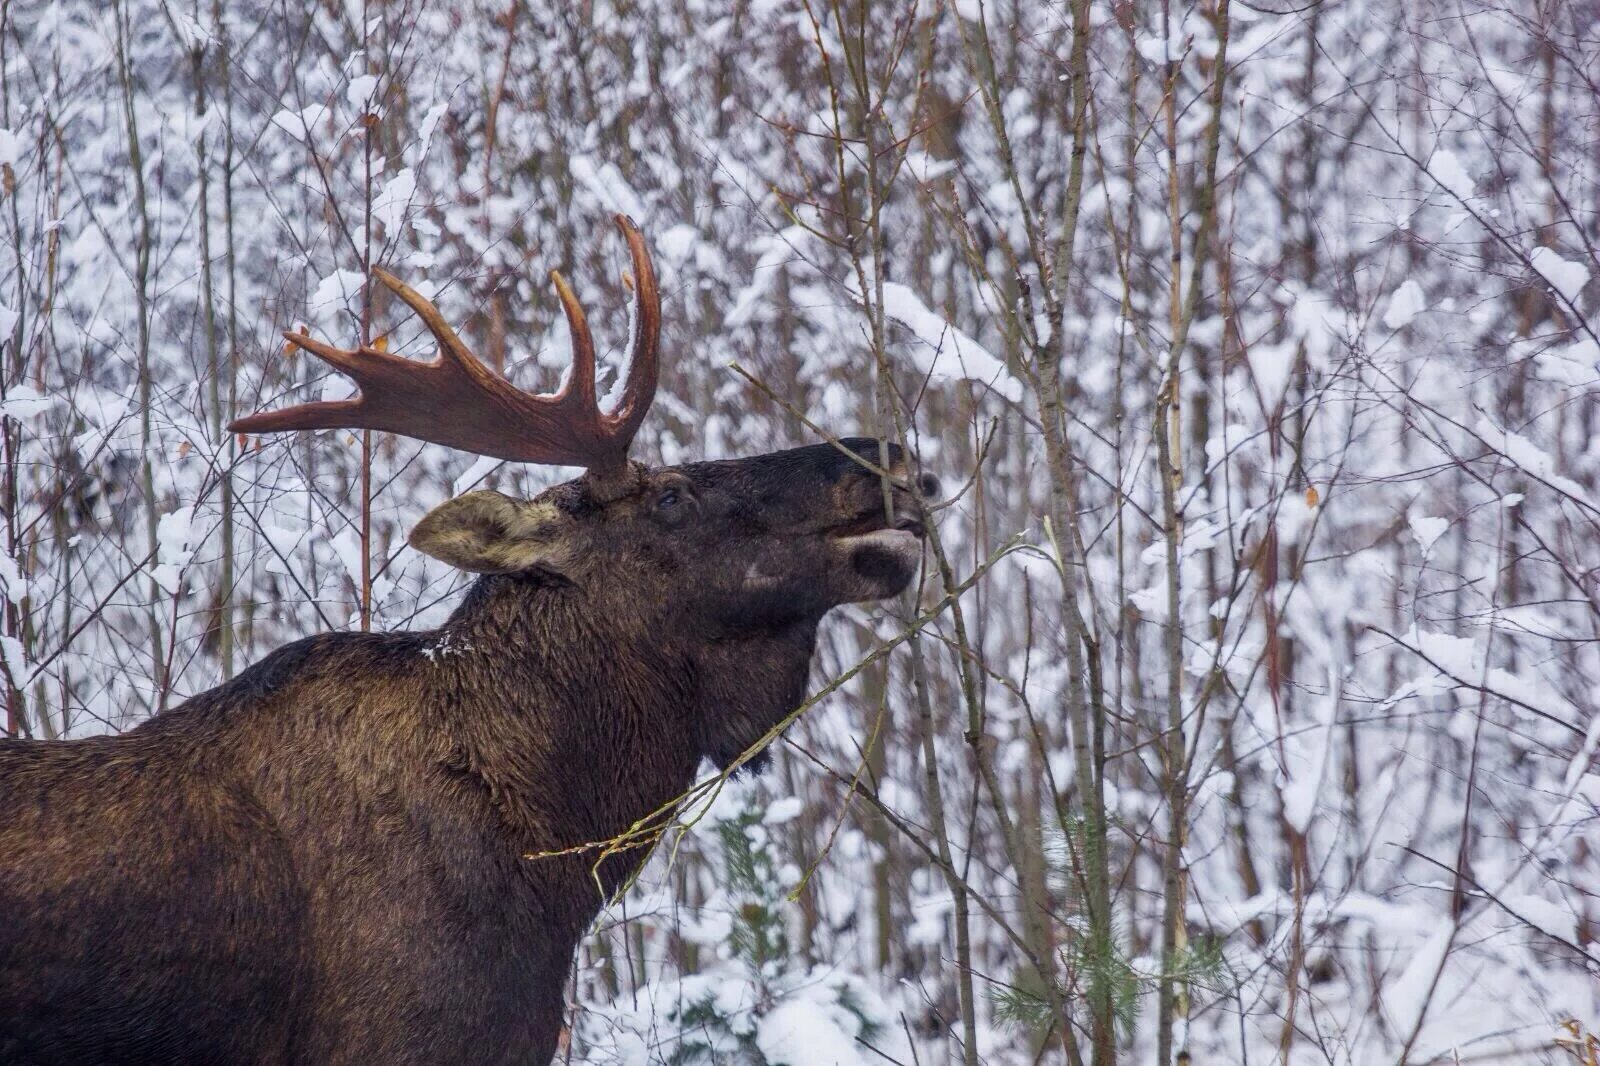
[0,217,936,1065]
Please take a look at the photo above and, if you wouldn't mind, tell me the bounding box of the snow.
[1555,768,1600,828]
[411,101,449,164]
[329,528,365,591]
[1134,14,1216,66]
[169,12,211,50]
[151,506,196,595]
[1533,335,1600,387]
[1137,31,1188,66]
[907,889,954,946]
[655,223,699,265]
[1478,417,1594,509]
[319,374,357,404]
[690,776,759,826]
[1500,892,1577,944]
[1129,582,1167,619]
[1281,281,1347,368]
[755,998,865,1066]
[1384,923,1452,1035]
[569,155,647,222]
[452,455,501,497]
[762,796,803,825]
[903,149,955,183]
[270,102,332,142]
[0,553,24,606]
[1564,715,1600,797]
[308,269,366,328]
[0,128,19,168]
[875,282,1025,402]
[1383,279,1425,330]
[1426,149,1476,202]
[0,385,51,420]
[345,74,379,108]
[1529,247,1590,304]
[373,167,415,233]
[0,634,24,686]
[1411,627,1483,680]
[1408,514,1448,555]
[258,523,307,578]
[1245,340,1295,407]
[677,908,734,946]
[1280,675,1338,834]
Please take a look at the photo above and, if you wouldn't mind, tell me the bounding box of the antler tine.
[229,216,663,480]
[277,329,371,377]
[230,393,367,436]
[604,215,661,442]
[229,327,412,435]
[369,268,480,373]
[548,271,599,414]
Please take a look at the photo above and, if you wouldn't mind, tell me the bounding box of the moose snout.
[915,472,941,499]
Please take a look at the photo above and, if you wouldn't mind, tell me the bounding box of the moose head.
[231,214,936,770]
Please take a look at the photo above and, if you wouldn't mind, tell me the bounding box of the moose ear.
[408,491,575,575]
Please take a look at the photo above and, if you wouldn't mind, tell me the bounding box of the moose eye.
[653,486,696,528]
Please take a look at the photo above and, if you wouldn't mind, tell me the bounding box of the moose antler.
[230,214,660,485]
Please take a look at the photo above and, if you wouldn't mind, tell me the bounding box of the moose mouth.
[830,511,927,589]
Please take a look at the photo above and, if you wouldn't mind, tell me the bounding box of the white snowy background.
[3,0,1598,1062]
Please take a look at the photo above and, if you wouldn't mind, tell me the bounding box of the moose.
[0,216,936,1064]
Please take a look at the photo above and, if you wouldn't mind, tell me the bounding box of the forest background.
[4,0,1599,1062]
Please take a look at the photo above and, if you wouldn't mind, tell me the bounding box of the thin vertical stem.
[358,3,375,632]
[1154,2,1231,1060]
[114,0,167,714]
[193,8,231,679]
[215,0,237,677]
[0,0,20,737]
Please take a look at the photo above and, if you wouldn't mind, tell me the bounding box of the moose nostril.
[917,473,941,499]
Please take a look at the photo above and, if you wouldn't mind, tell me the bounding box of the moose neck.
[437,573,699,859]
[432,572,823,895]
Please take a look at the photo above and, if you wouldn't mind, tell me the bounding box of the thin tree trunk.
[114,0,167,715]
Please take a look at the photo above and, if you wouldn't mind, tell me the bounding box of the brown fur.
[0,438,932,1065]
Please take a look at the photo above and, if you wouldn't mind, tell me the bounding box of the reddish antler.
[230,214,660,483]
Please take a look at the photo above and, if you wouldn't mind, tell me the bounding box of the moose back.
[0,217,935,1064]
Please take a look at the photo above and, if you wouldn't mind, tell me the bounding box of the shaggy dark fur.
[0,438,933,1065]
